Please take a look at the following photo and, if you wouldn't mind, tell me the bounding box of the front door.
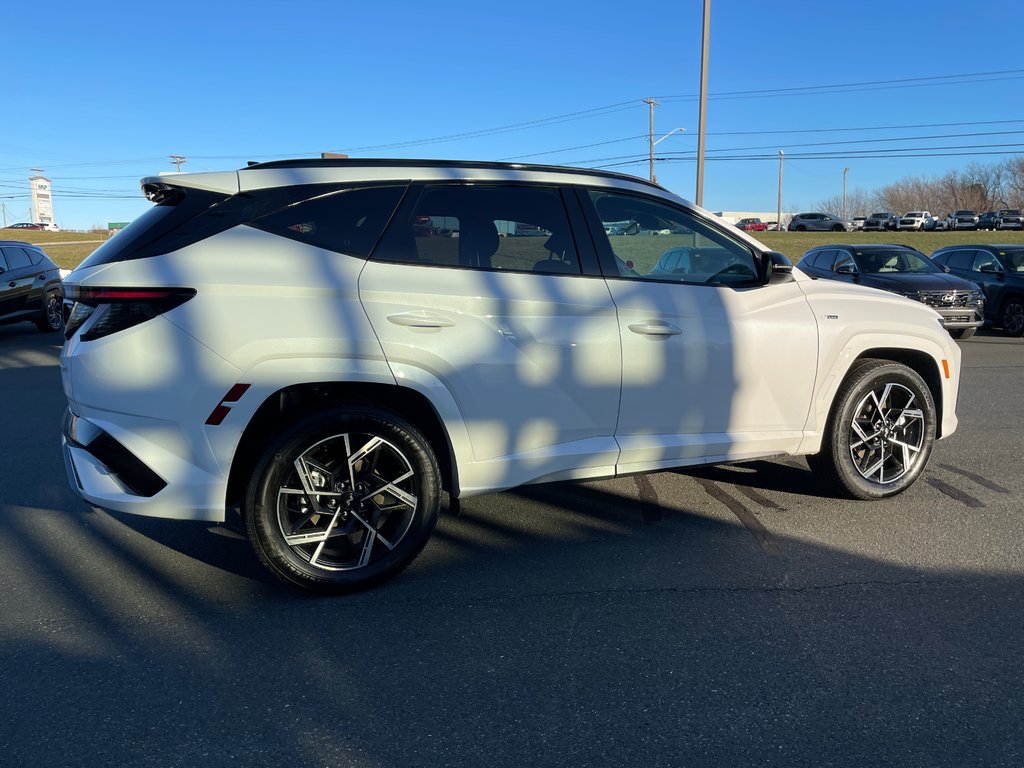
[577,188,818,474]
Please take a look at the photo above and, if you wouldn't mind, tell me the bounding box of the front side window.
[971,251,1000,273]
[586,190,757,286]
[834,251,857,273]
[374,184,581,274]
[997,248,1024,271]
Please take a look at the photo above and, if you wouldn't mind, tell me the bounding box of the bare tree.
[812,189,875,219]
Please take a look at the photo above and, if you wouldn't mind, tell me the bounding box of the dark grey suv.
[788,212,848,232]
[0,241,64,333]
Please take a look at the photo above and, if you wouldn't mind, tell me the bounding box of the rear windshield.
[76,186,229,270]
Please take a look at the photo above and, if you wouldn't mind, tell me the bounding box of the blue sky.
[2,0,1022,229]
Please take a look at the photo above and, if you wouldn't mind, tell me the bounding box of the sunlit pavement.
[1,323,1022,767]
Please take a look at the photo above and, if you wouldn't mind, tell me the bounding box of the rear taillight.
[64,286,196,341]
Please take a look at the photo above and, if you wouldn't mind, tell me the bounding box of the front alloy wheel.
[245,405,441,593]
[847,382,925,486]
[808,360,936,499]
[1002,297,1024,337]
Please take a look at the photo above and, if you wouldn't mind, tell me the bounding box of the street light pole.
[777,151,784,231]
[695,0,711,206]
[643,98,659,183]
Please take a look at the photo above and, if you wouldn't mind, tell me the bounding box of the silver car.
[787,212,848,232]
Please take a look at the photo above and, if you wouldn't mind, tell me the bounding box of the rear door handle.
[386,311,455,328]
[628,321,682,336]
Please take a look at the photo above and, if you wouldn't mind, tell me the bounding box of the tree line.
[813,157,1024,218]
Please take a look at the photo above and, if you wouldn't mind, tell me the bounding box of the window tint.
[250,185,405,258]
[945,250,972,270]
[1,246,32,269]
[586,190,757,286]
[998,248,1024,271]
[0,250,8,271]
[374,184,581,274]
[971,251,1000,272]
[811,249,837,269]
[27,247,43,265]
[834,251,857,273]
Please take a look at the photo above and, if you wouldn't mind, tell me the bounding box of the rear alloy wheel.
[810,360,936,499]
[948,327,976,340]
[1001,297,1024,337]
[35,291,63,333]
[832,224,844,232]
[244,405,441,593]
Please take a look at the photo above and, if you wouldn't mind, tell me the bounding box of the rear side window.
[373,184,582,274]
[249,185,406,258]
[945,250,973,270]
[1,246,32,269]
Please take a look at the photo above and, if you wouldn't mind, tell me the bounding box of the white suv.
[60,159,962,593]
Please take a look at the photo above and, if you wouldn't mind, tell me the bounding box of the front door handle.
[386,311,455,329]
[628,321,682,336]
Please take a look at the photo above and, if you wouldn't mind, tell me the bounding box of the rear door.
[360,182,622,492]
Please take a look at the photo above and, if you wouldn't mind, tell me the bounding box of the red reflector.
[205,383,251,426]
[222,383,251,403]
[206,404,233,426]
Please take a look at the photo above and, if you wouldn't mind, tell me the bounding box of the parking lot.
[2,324,1022,767]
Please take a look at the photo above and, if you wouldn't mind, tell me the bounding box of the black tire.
[244,404,441,593]
[1001,296,1024,337]
[809,359,936,500]
[831,224,844,232]
[948,327,976,340]
[34,290,63,333]
[795,225,806,232]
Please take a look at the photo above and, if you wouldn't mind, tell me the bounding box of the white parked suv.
[60,159,962,593]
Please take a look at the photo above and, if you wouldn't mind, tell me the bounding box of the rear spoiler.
[139,171,240,201]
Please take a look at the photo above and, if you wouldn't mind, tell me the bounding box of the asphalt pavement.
[1,322,1022,768]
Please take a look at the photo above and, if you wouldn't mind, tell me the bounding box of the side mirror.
[762,251,793,284]
[979,263,1002,274]
[835,263,857,275]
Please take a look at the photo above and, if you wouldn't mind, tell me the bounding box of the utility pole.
[643,98,659,183]
[1,202,6,228]
[169,155,186,172]
[695,0,711,206]
[777,151,784,231]
[843,167,849,221]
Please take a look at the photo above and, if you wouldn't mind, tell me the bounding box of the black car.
[862,212,899,232]
[977,211,999,231]
[0,241,64,333]
[797,244,984,339]
[930,244,1024,336]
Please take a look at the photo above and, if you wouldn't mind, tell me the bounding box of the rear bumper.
[62,409,228,522]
